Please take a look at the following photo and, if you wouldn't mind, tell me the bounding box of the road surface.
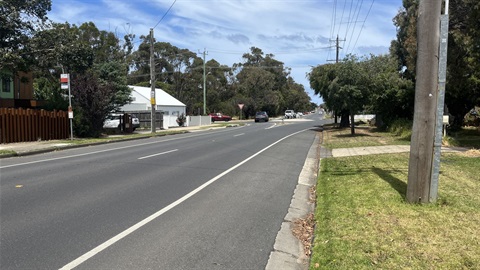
[0,115,328,269]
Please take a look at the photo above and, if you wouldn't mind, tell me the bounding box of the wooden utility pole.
[150,28,156,133]
[406,0,442,203]
[328,35,345,124]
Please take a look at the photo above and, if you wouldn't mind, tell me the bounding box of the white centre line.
[233,133,245,137]
[58,128,307,270]
[0,129,236,169]
[138,149,178,160]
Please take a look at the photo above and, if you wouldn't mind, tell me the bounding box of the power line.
[344,0,364,56]
[153,0,177,29]
[350,0,375,55]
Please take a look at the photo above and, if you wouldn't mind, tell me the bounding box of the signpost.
[61,74,73,140]
[238,103,244,120]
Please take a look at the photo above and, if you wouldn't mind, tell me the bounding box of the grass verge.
[310,128,480,269]
[321,126,411,149]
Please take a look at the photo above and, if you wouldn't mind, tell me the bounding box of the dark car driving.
[255,111,269,122]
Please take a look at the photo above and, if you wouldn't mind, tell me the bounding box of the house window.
[2,78,11,93]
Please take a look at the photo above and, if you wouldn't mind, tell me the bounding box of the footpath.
[0,127,470,270]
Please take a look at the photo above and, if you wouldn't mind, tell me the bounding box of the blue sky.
[48,0,403,105]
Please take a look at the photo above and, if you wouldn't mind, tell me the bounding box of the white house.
[120,85,186,116]
[119,86,187,128]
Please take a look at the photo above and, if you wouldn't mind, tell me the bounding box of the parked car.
[209,112,232,122]
[103,114,122,129]
[103,113,139,131]
[296,112,303,117]
[255,111,269,122]
[284,110,295,119]
[130,114,140,130]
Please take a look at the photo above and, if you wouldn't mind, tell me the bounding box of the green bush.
[387,119,412,139]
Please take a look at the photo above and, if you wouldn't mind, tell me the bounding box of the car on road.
[284,110,295,119]
[209,113,232,122]
[255,111,269,122]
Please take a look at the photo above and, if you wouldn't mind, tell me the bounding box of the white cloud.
[49,0,403,105]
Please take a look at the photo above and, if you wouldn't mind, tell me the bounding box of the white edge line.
[233,133,245,137]
[137,149,178,160]
[58,128,307,270]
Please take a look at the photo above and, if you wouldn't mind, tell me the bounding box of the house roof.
[128,85,185,107]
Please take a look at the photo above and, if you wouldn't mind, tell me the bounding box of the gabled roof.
[128,85,185,107]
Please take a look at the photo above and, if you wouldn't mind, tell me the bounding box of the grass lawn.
[310,127,480,269]
[321,125,411,149]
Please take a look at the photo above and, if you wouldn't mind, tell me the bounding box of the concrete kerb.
[265,132,320,270]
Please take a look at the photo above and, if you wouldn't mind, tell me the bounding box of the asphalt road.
[0,115,328,269]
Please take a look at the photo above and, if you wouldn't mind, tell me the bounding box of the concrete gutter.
[265,133,319,270]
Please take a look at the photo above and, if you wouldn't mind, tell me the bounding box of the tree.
[233,47,309,117]
[71,70,117,138]
[29,22,131,137]
[391,0,480,128]
[309,55,369,133]
[0,0,52,71]
[390,0,418,81]
[362,54,415,127]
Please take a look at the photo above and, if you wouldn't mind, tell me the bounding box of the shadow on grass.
[372,167,407,199]
[335,133,371,138]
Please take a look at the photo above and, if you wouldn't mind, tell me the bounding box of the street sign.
[238,103,244,110]
[60,74,69,89]
[68,106,73,119]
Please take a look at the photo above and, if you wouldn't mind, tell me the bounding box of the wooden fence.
[0,108,70,144]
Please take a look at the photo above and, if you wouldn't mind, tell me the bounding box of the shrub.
[387,119,412,140]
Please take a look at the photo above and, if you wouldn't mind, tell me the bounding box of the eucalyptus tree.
[234,47,308,117]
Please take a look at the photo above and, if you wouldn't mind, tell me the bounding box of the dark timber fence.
[0,108,69,144]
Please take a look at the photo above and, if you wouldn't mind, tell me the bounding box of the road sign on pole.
[61,74,74,140]
[238,103,244,120]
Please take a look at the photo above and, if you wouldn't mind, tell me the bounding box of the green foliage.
[392,0,480,128]
[33,77,68,111]
[71,70,117,138]
[387,119,412,140]
[0,0,52,70]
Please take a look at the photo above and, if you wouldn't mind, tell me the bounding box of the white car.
[285,110,295,119]
[103,113,139,131]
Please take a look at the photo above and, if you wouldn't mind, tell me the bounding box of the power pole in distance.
[150,28,156,133]
[202,48,208,115]
[327,35,345,64]
[406,0,442,203]
[327,35,345,124]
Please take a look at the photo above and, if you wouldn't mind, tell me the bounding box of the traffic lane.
[0,127,246,168]
[72,128,317,269]
[0,124,316,269]
[0,122,288,226]
[1,131,262,269]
